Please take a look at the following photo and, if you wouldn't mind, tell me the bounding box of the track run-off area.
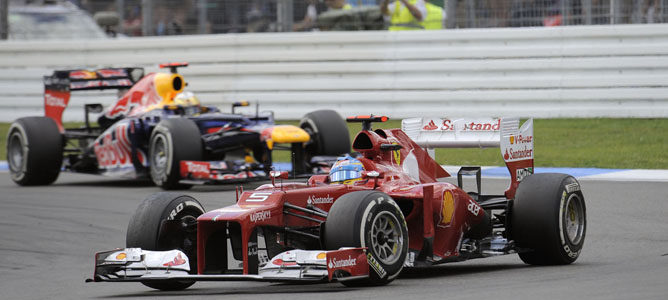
[0,170,666,300]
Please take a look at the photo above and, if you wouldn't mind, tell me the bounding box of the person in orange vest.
[380,0,428,31]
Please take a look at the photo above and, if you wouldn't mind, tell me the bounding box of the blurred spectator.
[123,6,142,36]
[293,0,321,31]
[487,0,511,27]
[639,0,661,23]
[325,0,353,10]
[422,1,444,29]
[347,0,379,6]
[247,0,274,32]
[381,0,427,30]
[154,5,185,35]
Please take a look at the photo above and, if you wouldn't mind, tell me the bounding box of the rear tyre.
[300,110,350,157]
[6,117,63,186]
[126,192,205,291]
[324,191,408,286]
[511,173,586,265]
[149,118,202,190]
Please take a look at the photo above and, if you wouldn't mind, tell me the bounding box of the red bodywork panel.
[44,89,71,132]
[196,127,486,274]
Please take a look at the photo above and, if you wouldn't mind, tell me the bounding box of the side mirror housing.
[270,170,289,179]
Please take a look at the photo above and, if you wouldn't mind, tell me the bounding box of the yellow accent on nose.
[270,125,310,144]
[116,253,127,260]
[316,252,327,259]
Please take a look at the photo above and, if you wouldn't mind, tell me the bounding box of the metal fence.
[453,0,666,28]
[3,24,668,120]
[72,0,668,36]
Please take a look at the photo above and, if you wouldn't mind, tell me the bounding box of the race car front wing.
[179,160,268,185]
[87,247,369,283]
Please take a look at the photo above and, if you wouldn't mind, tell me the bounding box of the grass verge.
[1,118,666,169]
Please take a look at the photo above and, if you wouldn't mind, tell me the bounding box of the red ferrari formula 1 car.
[88,116,586,290]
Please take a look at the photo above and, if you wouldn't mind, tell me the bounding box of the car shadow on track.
[92,264,530,298]
[54,179,155,188]
[93,282,353,298]
[52,178,268,192]
[399,263,526,280]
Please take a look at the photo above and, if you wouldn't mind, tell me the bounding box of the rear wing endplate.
[43,67,144,131]
[402,117,534,199]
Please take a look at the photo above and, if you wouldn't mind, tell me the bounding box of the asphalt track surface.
[1,172,667,300]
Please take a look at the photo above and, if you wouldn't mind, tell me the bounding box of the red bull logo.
[94,123,146,168]
[69,70,97,79]
[97,69,128,78]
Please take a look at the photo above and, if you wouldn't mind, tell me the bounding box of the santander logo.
[328,255,357,268]
[307,194,334,205]
[423,120,438,130]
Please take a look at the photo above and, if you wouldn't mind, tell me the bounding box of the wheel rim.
[161,214,198,253]
[370,211,403,265]
[8,132,25,173]
[158,210,201,273]
[151,134,169,176]
[564,194,585,245]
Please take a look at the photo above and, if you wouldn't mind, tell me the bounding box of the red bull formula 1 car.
[88,115,586,290]
[6,63,350,189]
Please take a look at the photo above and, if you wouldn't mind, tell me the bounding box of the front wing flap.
[179,160,267,185]
[88,247,368,283]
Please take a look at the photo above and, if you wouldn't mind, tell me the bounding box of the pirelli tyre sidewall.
[512,173,586,265]
[325,190,408,286]
[299,109,351,157]
[126,192,205,291]
[6,117,63,186]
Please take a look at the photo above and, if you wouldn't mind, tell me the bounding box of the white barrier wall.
[1,24,668,121]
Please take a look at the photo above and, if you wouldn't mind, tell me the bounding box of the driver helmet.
[173,91,201,115]
[329,154,365,184]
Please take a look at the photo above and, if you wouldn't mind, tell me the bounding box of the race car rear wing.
[43,67,144,131]
[402,117,533,199]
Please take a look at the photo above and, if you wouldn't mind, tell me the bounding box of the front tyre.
[149,118,202,190]
[324,191,408,286]
[511,173,586,265]
[126,192,205,291]
[300,110,350,157]
[6,117,63,186]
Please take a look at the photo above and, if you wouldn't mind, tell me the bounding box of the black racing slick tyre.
[149,118,202,190]
[300,110,350,157]
[511,173,586,265]
[126,193,205,291]
[324,191,408,286]
[6,117,63,186]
